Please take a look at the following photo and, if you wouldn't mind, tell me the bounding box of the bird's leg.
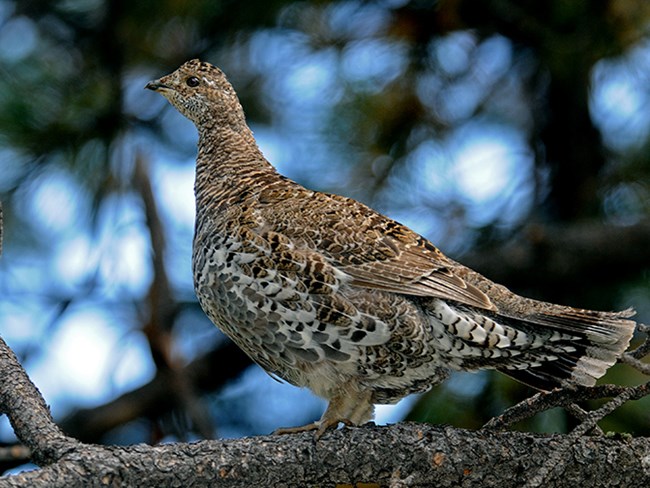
[274,385,374,439]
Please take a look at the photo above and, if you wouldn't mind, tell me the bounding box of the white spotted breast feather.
[192,216,394,387]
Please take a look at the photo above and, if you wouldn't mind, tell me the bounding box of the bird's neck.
[194,126,280,216]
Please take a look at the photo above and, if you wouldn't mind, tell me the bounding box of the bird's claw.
[274,418,354,440]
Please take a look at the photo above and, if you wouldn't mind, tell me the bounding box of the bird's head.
[145,59,245,130]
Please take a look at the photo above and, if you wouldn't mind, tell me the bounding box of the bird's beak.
[145,79,169,91]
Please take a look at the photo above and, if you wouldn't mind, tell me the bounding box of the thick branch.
[0,337,79,466]
[1,423,649,487]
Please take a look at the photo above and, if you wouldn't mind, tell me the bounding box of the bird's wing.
[337,234,496,311]
[257,189,496,311]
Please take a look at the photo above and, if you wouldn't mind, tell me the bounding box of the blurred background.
[1,0,649,472]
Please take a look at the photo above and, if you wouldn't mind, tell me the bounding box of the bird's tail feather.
[494,308,636,390]
[431,299,636,391]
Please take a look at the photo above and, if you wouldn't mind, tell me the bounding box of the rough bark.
[2,421,650,487]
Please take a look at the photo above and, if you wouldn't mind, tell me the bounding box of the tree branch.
[0,337,79,466]
[133,153,218,441]
[1,422,650,487]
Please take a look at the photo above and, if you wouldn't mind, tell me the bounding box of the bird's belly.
[192,244,314,385]
[191,234,451,402]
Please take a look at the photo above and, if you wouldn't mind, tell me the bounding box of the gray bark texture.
[2,421,650,487]
[1,333,650,488]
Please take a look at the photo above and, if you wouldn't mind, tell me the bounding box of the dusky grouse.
[146,59,636,437]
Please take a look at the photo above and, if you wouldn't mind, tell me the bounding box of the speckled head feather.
[146,59,637,438]
[146,59,246,132]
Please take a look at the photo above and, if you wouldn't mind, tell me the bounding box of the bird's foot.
[274,417,354,440]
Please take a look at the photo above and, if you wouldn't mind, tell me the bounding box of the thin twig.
[484,320,650,487]
[482,385,628,431]
[621,354,650,375]
[564,404,604,435]
[524,381,650,488]
[485,323,649,432]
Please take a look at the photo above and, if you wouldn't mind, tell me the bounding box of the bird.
[146,59,636,438]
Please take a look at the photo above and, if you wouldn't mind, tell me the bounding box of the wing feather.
[258,190,496,311]
[338,238,495,311]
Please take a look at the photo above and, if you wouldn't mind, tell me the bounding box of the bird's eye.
[186,76,200,87]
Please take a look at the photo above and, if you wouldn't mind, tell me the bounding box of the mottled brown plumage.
[146,60,636,437]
